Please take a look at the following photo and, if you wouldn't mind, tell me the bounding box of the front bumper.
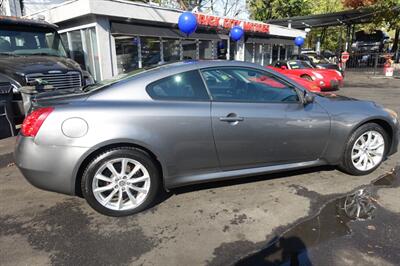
[388,121,399,156]
[15,135,90,195]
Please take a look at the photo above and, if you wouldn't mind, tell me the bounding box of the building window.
[199,40,213,59]
[229,40,237,60]
[163,38,180,63]
[255,43,263,65]
[182,39,197,60]
[272,44,279,61]
[279,45,286,60]
[69,30,85,69]
[115,36,139,74]
[216,40,228,59]
[264,44,272,65]
[60,28,101,81]
[286,45,294,58]
[141,37,161,67]
[244,42,253,62]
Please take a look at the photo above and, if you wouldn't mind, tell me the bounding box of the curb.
[0,152,14,168]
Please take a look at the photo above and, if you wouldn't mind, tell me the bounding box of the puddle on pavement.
[235,166,400,266]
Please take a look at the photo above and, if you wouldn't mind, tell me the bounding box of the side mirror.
[303,92,315,105]
[281,66,288,70]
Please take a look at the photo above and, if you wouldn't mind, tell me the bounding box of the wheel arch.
[352,118,394,147]
[73,141,166,197]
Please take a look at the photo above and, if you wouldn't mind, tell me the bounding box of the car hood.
[0,55,82,85]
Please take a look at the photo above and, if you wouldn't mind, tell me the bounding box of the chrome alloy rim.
[351,131,385,171]
[92,158,151,211]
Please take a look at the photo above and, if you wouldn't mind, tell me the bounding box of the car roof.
[0,16,58,29]
[131,60,268,81]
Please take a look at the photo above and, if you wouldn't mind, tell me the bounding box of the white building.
[0,0,22,16]
[23,0,305,81]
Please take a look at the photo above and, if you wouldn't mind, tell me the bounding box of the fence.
[344,51,400,77]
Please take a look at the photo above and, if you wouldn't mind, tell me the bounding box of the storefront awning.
[111,22,228,40]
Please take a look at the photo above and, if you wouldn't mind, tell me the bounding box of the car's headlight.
[384,108,398,123]
[312,72,324,79]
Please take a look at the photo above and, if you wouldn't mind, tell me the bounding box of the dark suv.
[0,16,92,124]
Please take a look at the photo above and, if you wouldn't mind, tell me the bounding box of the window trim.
[145,70,211,102]
[199,66,302,104]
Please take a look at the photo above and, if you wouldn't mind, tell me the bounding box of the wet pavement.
[236,167,400,266]
[0,74,399,265]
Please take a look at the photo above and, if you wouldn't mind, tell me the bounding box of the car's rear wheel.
[339,123,388,175]
[81,147,160,216]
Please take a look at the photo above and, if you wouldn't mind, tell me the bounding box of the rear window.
[146,70,210,101]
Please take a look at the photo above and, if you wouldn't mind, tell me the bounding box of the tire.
[81,147,161,216]
[339,123,389,176]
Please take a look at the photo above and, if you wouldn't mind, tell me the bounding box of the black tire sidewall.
[341,123,389,176]
[81,147,160,217]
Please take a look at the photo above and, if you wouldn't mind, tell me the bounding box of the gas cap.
[61,118,88,138]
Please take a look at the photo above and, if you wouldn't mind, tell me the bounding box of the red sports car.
[267,60,343,90]
[252,74,321,92]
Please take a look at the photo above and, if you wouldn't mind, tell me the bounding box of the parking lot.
[1,73,399,266]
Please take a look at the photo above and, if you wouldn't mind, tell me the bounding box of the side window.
[146,70,210,101]
[201,67,299,103]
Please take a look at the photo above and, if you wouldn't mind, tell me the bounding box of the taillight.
[21,107,54,137]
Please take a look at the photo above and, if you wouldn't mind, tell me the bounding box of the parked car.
[15,60,398,216]
[280,74,322,92]
[0,16,93,125]
[268,60,343,91]
[252,73,321,92]
[351,30,390,53]
[292,53,343,74]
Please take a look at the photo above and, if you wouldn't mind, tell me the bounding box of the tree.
[248,0,312,20]
[342,0,400,29]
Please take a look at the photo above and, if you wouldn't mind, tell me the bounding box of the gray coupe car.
[15,60,399,216]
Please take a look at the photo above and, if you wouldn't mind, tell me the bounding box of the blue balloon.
[178,12,197,36]
[230,26,244,41]
[294,36,305,47]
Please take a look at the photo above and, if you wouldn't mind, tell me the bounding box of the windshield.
[0,27,67,57]
[304,53,330,64]
[288,60,314,69]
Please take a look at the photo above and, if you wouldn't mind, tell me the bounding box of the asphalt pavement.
[0,72,399,266]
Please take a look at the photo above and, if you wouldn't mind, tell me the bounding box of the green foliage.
[248,0,312,20]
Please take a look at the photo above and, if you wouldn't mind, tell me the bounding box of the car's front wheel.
[340,123,388,175]
[81,147,160,216]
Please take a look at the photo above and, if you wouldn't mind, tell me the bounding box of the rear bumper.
[15,135,89,195]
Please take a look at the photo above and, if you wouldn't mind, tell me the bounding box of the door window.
[201,68,299,103]
[146,70,209,101]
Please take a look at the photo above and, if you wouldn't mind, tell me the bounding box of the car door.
[200,67,330,171]
[144,70,219,178]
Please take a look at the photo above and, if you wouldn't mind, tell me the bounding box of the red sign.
[194,13,269,34]
[341,51,350,62]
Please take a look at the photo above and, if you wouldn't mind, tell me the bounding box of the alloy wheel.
[351,130,385,171]
[92,158,151,211]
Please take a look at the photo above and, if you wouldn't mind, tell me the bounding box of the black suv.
[0,16,92,124]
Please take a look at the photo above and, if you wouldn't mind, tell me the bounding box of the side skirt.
[165,159,326,189]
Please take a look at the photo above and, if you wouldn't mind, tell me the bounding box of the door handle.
[219,116,244,122]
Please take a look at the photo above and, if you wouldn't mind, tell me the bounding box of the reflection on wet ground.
[235,166,400,266]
